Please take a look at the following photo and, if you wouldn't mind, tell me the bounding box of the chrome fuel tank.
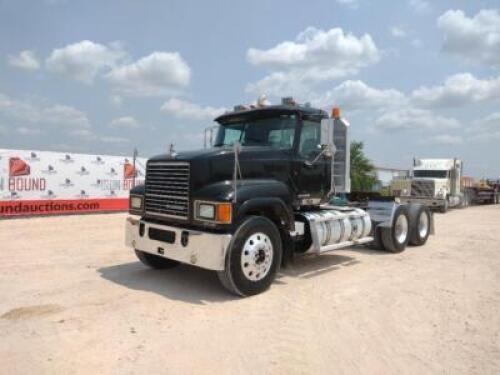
[300,207,372,254]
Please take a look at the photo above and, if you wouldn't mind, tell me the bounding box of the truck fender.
[236,197,295,232]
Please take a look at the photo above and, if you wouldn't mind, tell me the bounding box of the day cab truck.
[125,98,433,296]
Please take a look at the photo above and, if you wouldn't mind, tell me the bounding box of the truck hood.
[147,146,293,198]
[148,146,277,162]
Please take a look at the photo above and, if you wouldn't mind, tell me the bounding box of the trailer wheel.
[408,204,431,246]
[381,205,410,253]
[134,249,180,269]
[217,216,282,297]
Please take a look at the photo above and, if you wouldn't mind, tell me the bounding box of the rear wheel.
[381,205,410,253]
[408,204,431,246]
[135,249,180,269]
[369,225,385,250]
[217,216,282,297]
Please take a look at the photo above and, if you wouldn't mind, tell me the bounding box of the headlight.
[195,201,232,223]
[198,203,215,220]
[130,195,143,210]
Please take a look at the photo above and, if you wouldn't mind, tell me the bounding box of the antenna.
[168,143,175,156]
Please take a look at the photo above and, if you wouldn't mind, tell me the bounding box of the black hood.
[148,146,293,198]
[149,146,274,162]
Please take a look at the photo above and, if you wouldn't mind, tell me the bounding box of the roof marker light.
[257,94,269,107]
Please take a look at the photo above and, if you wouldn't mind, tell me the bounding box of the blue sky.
[1,0,499,177]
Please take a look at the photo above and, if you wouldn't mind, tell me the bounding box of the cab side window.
[299,120,321,158]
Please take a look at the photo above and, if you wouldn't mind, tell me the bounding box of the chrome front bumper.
[399,196,445,207]
[125,217,232,271]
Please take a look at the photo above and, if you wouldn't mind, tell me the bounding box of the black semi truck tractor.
[125,98,433,296]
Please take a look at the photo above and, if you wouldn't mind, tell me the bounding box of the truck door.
[293,118,329,202]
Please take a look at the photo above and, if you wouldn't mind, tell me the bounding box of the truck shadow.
[98,262,236,305]
[98,252,364,304]
[280,254,360,280]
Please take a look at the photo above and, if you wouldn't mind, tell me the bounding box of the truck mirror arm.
[304,144,334,167]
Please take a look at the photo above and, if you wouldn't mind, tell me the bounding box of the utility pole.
[133,148,138,187]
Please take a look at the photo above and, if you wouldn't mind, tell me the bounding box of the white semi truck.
[398,158,464,213]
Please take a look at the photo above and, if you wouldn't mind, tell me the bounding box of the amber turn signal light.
[216,203,232,224]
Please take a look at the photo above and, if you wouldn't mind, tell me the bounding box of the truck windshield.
[214,115,296,149]
[413,170,448,178]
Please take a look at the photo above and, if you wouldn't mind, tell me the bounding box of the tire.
[217,216,282,297]
[381,205,410,253]
[368,225,385,250]
[408,204,431,246]
[439,199,449,213]
[135,249,180,269]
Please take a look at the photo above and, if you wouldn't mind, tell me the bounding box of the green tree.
[350,141,378,192]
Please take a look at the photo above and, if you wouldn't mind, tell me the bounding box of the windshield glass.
[214,115,296,149]
[413,170,448,178]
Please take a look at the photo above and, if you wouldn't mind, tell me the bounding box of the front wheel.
[217,216,282,297]
[439,199,449,213]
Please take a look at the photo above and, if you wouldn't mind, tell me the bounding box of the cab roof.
[215,104,328,124]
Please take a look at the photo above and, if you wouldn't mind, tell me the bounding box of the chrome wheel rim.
[418,212,429,238]
[241,232,273,281]
[394,214,409,244]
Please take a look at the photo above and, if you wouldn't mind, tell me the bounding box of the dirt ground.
[1,206,499,375]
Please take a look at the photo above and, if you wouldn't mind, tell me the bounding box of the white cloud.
[374,108,460,132]
[314,80,406,110]
[437,9,500,66]
[109,116,140,129]
[409,0,430,14]
[17,126,43,135]
[246,27,379,96]
[411,73,500,108]
[7,50,40,71]
[0,92,91,130]
[109,95,123,107]
[336,0,358,9]
[106,52,190,96]
[100,136,130,144]
[390,26,407,38]
[411,38,423,48]
[161,98,226,121]
[425,134,464,145]
[46,40,126,83]
[71,129,95,139]
[468,112,500,141]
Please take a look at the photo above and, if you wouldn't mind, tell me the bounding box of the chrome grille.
[145,161,190,219]
[411,180,434,198]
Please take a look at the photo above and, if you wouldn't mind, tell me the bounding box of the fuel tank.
[300,207,372,253]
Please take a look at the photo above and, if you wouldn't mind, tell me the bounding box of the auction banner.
[0,149,146,217]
